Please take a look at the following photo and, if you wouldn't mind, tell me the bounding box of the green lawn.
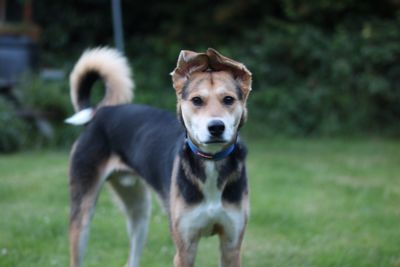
[0,138,399,267]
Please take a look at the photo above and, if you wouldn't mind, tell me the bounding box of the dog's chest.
[202,161,222,204]
[179,161,241,239]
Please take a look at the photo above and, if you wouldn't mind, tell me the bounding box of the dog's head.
[171,48,252,153]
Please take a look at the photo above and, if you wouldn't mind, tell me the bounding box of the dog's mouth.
[204,138,228,144]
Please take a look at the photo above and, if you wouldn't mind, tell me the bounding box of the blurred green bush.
[0,98,31,152]
[238,17,400,135]
[0,76,80,152]
[1,1,399,152]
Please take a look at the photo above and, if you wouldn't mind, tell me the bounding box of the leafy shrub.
[235,17,400,135]
[0,75,81,152]
[0,98,31,153]
[17,76,81,147]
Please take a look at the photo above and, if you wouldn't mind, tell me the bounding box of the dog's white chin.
[197,139,233,154]
[190,129,236,153]
[199,143,225,154]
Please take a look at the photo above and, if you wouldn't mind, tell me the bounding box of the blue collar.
[186,138,236,161]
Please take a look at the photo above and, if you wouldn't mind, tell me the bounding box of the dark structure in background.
[0,36,38,90]
[111,0,124,52]
[0,0,39,99]
[0,0,52,142]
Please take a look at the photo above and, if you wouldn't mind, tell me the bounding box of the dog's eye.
[223,96,235,105]
[191,97,203,106]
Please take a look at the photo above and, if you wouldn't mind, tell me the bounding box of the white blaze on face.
[180,72,244,153]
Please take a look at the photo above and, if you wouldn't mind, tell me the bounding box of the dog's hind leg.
[108,174,151,267]
[69,136,111,267]
[69,168,105,267]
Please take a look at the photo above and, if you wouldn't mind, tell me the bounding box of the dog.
[66,47,252,267]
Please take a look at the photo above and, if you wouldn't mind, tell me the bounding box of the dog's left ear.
[171,50,209,96]
[206,48,252,100]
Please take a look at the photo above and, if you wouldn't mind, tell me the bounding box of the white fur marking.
[65,108,94,125]
[119,175,136,187]
[126,191,151,267]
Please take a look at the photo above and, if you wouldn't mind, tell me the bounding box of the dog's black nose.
[208,120,225,137]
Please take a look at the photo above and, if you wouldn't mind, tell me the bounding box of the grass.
[0,138,399,267]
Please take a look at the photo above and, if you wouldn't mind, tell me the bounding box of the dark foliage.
[1,1,399,152]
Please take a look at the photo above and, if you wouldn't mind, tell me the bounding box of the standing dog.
[66,47,252,267]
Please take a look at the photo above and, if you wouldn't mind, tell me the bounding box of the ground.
[0,138,399,267]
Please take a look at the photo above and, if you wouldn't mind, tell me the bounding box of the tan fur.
[69,47,134,112]
[171,48,252,100]
[206,48,252,100]
[180,158,203,188]
[170,156,199,267]
[102,154,132,176]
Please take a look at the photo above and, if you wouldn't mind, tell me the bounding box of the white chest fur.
[178,161,246,245]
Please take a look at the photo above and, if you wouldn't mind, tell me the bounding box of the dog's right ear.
[170,50,209,96]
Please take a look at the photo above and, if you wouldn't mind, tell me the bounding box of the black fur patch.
[217,156,239,188]
[177,164,204,204]
[78,71,101,110]
[219,142,248,203]
[181,143,206,182]
[217,142,247,188]
[222,166,248,203]
[69,125,110,221]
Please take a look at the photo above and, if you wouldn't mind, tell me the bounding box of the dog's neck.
[186,137,236,161]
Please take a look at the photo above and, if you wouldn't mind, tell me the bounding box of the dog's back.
[73,103,184,199]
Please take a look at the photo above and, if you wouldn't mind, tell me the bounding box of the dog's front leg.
[169,157,201,267]
[219,235,243,267]
[171,224,199,267]
[170,202,199,266]
[219,204,248,267]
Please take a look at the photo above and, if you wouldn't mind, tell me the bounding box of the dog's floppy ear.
[207,48,252,100]
[171,50,209,96]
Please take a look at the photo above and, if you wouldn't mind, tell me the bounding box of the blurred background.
[0,0,399,152]
[1,1,400,267]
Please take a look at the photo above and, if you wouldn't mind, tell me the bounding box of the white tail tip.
[64,108,94,125]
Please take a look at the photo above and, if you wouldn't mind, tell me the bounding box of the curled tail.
[65,47,134,125]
